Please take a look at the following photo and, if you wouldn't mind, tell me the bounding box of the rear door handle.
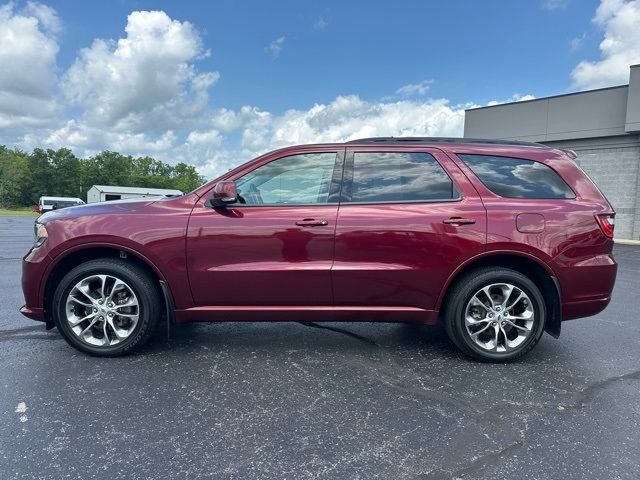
[443,217,476,225]
[296,219,328,227]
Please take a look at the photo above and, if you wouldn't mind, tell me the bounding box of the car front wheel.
[445,267,546,362]
[52,258,161,357]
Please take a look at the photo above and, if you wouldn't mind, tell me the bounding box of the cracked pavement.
[1,216,639,479]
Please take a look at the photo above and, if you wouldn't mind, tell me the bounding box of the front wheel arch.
[43,245,171,327]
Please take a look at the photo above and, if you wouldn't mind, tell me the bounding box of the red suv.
[20,138,617,361]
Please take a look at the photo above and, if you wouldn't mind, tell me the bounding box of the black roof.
[345,137,545,148]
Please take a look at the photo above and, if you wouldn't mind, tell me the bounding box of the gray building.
[464,64,640,240]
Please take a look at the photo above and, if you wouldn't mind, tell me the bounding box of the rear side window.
[348,152,458,203]
[458,154,574,199]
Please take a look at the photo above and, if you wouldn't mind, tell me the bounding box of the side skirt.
[174,306,438,325]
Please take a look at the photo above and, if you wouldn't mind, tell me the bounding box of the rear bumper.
[562,296,611,320]
[557,253,617,320]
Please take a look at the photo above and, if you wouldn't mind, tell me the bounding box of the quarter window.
[347,152,457,203]
[458,154,574,199]
[235,153,337,205]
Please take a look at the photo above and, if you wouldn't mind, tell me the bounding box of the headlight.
[34,222,48,247]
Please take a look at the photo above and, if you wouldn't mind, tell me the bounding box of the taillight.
[595,213,615,238]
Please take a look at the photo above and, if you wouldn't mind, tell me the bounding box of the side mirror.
[206,180,237,208]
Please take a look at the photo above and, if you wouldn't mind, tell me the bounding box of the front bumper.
[20,305,45,322]
[21,246,52,323]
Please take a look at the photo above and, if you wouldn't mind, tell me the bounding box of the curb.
[614,238,640,246]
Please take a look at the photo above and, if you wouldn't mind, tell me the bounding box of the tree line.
[0,145,207,208]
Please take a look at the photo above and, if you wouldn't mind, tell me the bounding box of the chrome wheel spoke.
[107,318,128,340]
[470,295,490,311]
[69,312,95,326]
[507,311,533,321]
[470,322,492,337]
[505,320,530,332]
[505,291,525,311]
[500,284,515,306]
[481,287,496,308]
[68,296,93,307]
[79,317,99,336]
[464,282,535,354]
[106,280,126,303]
[65,274,139,348]
[76,283,96,303]
[102,321,111,346]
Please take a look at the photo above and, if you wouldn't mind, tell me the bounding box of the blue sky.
[49,0,603,108]
[1,0,638,177]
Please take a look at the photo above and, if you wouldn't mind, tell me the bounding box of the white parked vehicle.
[38,196,85,212]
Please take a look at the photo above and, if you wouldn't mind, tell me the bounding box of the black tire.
[444,267,546,363]
[52,258,162,357]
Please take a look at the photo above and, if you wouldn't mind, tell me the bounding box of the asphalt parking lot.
[1,216,639,480]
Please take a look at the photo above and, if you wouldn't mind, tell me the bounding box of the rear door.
[332,146,486,311]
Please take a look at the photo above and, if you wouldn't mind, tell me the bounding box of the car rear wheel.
[444,267,546,362]
[52,259,161,357]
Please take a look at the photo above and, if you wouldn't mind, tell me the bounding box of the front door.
[332,147,487,311]
[187,148,344,307]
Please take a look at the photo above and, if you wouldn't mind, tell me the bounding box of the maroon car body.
[21,138,617,359]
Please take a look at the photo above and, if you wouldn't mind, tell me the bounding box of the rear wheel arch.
[438,252,562,338]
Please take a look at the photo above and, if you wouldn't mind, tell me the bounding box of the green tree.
[171,162,206,192]
[0,144,209,206]
[0,147,30,207]
[49,148,83,199]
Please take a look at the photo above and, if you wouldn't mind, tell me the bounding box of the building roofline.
[465,84,629,112]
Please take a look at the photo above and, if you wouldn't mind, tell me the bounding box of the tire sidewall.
[53,261,157,356]
[450,271,546,362]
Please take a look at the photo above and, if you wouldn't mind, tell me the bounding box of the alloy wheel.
[464,282,535,352]
[64,274,140,347]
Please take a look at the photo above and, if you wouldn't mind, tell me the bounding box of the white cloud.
[239,95,465,156]
[266,36,285,59]
[314,17,328,30]
[543,0,569,10]
[27,120,178,156]
[25,1,60,33]
[395,80,433,97]
[186,129,223,145]
[189,95,467,178]
[0,2,59,128]
[62,10,219,132]
[570,32,587,51]
[485,93,536,106]
[571,0,640,89]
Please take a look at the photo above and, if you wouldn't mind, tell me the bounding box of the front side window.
[458,154,574,199]
[347,152,457,203]
[235,152,337,205]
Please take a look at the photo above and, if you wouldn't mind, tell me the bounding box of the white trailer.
[38,196,85,212]
[86,185,183,203]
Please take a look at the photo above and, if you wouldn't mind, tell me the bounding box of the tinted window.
[235,153,337,205]
[459,154,574,199]
[348,152,457,203]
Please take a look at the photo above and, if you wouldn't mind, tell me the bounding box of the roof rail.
[345,137,546,148]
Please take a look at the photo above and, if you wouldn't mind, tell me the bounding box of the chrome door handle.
[443,217,476,225]
[296,219,328,227]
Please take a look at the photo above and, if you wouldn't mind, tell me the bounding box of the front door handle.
[443,217,476,225]
[296,219,328,227]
